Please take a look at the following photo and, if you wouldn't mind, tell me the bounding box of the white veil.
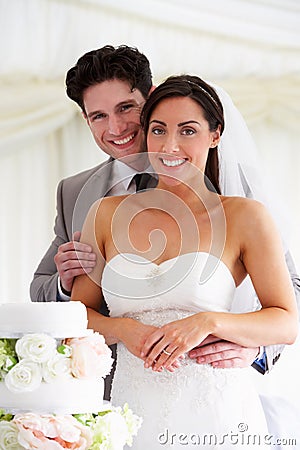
[212,84,288,312]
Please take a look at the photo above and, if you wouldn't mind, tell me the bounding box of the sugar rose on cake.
[13,413,93,450]
[64,333,113,379]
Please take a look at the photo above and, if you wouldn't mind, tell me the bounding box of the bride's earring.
[210,137,220,149]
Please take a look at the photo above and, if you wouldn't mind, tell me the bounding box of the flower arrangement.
[0,335,142,449]
[0,403,142,450]
[0,333,114,392]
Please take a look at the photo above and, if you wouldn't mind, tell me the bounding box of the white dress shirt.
[106,159,140,196]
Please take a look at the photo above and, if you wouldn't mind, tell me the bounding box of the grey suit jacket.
[30,158,300,375]
[30,158,113,302]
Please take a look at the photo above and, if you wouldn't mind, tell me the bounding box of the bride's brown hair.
[140,75,224,194]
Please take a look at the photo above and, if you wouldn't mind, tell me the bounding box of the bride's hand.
[141,313,212,370]
[118,318,181,372]
[117,318,158,359]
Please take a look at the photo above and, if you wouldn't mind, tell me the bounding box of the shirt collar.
[109,159,139,192]
[109,158,155,192]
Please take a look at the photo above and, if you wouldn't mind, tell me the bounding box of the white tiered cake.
[0,301,106,415]
[0,301,141,449]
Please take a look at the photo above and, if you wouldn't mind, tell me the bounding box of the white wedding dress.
[102,252,268,449]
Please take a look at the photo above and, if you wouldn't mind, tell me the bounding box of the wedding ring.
[162,349,171,356]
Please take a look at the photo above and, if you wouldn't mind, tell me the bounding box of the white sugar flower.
[87,404,142,450]
[4,360,42,393]
[42,353,72,383]
[0,421,22,450]
[16,334,56,363]
[91,411,128,450]
[120,403,143,446]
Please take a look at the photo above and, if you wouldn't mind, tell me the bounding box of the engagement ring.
[162,349,171,356]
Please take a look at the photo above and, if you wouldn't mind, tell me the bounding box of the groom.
[30,45,299,382]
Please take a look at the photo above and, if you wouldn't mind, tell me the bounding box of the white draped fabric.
[1,0,299,301]
[1,0,300,445]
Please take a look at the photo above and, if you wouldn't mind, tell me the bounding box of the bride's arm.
[142,200,298,369]
[71,199,126,345]
[215,200,298,346]
[71,199,170,365]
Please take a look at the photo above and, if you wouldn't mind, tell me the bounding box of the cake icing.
[0,301,89,337]
[0,378,104,414]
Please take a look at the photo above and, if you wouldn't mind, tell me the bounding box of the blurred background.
[1,0,299,300]
[1,0,300,442]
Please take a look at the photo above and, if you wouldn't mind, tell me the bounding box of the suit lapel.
[72,159,114,232]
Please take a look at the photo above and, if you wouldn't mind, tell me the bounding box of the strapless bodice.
[102,252,236,320]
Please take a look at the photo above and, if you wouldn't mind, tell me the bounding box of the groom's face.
[83,79,147,165]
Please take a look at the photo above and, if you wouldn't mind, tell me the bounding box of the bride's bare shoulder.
[221,195,274,229]
[88,194,131,217]
[222,195,266,212]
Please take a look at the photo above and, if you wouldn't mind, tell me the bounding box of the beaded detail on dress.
[111,308,240,430]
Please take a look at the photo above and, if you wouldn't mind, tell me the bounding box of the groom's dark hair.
[66,45,153,113]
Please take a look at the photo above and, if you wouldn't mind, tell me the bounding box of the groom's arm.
[189,250,300,374]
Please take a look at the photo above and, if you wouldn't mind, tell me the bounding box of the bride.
[71,75,297,449]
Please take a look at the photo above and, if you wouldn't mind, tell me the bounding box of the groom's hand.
[55,231,96,294]
[188,338,259,369]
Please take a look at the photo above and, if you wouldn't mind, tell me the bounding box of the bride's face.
[147,96,220,186]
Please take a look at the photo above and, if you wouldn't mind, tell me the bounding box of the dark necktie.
[133,173,154,192]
